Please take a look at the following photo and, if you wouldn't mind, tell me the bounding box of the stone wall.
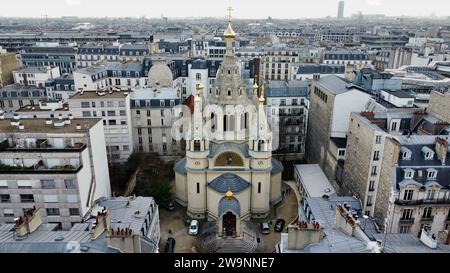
[428,91,450,123]
[374,137,399,230]
[342,114,374,198]
[0,53,21,87]
[306,82,334,169]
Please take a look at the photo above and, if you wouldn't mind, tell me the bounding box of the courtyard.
[158,181,299,253]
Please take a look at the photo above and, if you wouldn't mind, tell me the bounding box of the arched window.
[258,140,265,151]
[258,182,261,194]
[193,140,201,151]
[244,113,249,129]
[227,89,231,97]
[211,112,216,132]
[223,115,228,131]
[215,152,244,167]
[228,115,235,131]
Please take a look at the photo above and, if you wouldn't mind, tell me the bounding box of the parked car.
[164,237,176,253]
[274,219,286,232]
[188,220,199,235]
[260,222,270,235]
[167,202,175,211]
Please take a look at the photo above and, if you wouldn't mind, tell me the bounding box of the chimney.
[334,204,357,236]
[287,220,325,250]
[435,137,448,165]
[89,208,111,239]
[107,228,142,253]
[15,206,42,237]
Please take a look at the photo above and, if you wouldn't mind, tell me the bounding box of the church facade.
[174,16,283,237]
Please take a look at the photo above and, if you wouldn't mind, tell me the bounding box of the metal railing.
[395,198,450,205]
[399,217,415,224]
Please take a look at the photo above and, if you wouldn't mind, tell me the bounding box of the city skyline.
[0,0,448,19]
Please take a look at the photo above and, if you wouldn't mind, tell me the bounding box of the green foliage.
[132,155,175,209]
[134,177,173,209]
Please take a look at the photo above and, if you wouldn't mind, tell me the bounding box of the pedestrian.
[168,229,172,235]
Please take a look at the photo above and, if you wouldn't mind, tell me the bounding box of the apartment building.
[323,49,371,71]
[0,84,47,112]
[12,66,60,88]
[130,87,183,158]
[0,196,160,253]
[73,61,147,92]
[76,44,120,67]
[292,63,345,80]
[0,116,111,230]
[262,48,300,80]
[68,91,133,164]
[306,75,371,191]
[20,46,77,74]
[343,108,450,237]
[266,80,309,159]
[45,74,76,101]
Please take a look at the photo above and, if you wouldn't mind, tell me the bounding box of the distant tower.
[338,1,345,19]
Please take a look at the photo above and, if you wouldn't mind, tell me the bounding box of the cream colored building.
[174,18,283,237]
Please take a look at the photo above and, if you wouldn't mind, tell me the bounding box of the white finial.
[227,6,233,22]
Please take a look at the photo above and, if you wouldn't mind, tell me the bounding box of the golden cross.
[227,6,233,22]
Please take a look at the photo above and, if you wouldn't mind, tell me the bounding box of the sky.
[0,0,448,19]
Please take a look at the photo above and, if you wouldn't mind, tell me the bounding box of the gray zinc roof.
[208,173,251,193]
[218,197,241,216]
[316,75,366,95]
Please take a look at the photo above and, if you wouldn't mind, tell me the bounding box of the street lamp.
[363,215,369,230]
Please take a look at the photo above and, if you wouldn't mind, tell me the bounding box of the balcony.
[278,111,303,117]
[399,217,415,224]
[0,139,86,153]
[395,198,450,206]
[283,120,303,126]
[420,216,434,222]
[0,162,82,174]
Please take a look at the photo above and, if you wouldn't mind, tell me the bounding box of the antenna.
[41,14,48,28]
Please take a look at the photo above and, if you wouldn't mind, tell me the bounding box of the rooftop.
[14,66,54,74]
[0,196,158,253]
[267,80,309,97]
[91,196,156,233]
[0,118,100,134]
[281,196,370,253]
[295,164,336,198]
[316,75,366,95]
[372,233,450,253]
[16,103,69,113]
[330,137,347,149]
[132,87,179,100]
[381,89,415,99]
[70,91,130,100]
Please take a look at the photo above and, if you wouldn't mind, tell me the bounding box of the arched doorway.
[223,211,236,236]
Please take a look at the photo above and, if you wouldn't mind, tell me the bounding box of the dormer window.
[404,169,414,179]
[427,168,437,179]
[421,146,435,160]
[400,147,412,160]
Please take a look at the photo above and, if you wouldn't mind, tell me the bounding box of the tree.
[134,176,173,209]
[133,157,175,209]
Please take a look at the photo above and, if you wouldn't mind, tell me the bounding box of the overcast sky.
[0,0,448,18]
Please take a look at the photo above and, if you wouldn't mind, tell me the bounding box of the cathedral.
[174,14,283,237]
